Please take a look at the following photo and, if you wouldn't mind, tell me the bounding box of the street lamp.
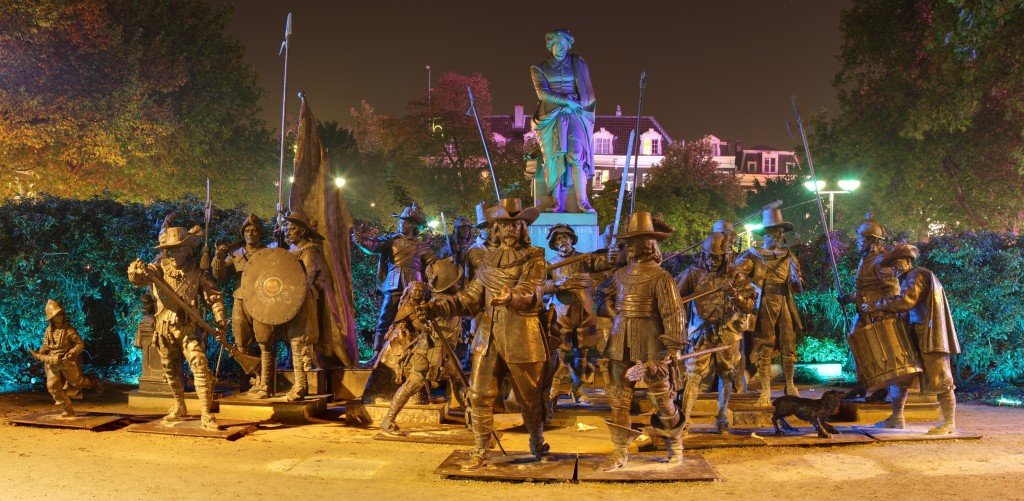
[427,219,440,230]
[804,179,860,232]
[334,177,346,188]
[742,223,763,249]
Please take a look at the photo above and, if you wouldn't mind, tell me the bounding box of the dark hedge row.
[1,197,1021,392]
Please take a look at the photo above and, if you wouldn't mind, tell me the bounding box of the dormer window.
[640,129,662,155]
[763,154,778,174]
[593,128,614,155]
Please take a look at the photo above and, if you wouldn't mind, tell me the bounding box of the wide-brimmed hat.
[477,205,540,228]
[44,299,64,321]
[427,257,462,293]
[546,224,578,249]
[284,211,325,240]
[856,212,885,239]
[392,203,427,226]
[239,213,265,238]
[617,212,673,241]
[155,226,201,250]
[761,206,794,232]
[881,243,920,266]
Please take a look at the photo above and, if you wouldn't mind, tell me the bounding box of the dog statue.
[771,389,844,438]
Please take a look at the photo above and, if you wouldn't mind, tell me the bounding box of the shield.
[240,248,307,326]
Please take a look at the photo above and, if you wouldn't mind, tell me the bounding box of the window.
[640,130,662,155]
[785,161,795,173]
[764,156,778,174]
[595,136,613,155]
[746,160,758,173]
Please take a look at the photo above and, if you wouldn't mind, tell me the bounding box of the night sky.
[217,0,849,149]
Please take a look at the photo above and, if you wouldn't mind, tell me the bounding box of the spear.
[276,13,293,241]
[629,69,647,213]
[790,95,850,332]
[466,86,501,201]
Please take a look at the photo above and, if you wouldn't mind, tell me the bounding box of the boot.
[716,377,733,435]
[782,357,799,396]
[653,411,685,464]
[875,384,907,429]
[461,404,495,471]
[381,381,421,436]
[255,348,274,399]
[286,353,309,402]
[460,448,491,471]
[570,166,597,214]
[680,373,702,436]
[163,380,188,425]
[58,399,75,419]
[926,390,957,435]
[194,373,218,430]
[756,357,773,406]
[601,387,636,471]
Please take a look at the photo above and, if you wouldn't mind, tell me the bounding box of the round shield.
[240,247,307,326]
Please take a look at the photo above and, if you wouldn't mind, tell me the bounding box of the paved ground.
[0,389,1021,500]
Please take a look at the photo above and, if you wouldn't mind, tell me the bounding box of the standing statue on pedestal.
[735,206,804,405]
[598,212,687,470]
[676,228,755,434]
[127,225,225,429]
[212,214,266,391]
[29,299,103,418]
[545,224,612,407]
[421,204,549,470]
[353,203,437,353]
[530,29,597,213]
[863,244,960,434]
[380,259,469,436]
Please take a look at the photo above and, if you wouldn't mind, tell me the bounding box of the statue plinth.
[529,212,601,261]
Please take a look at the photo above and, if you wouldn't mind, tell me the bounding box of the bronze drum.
[848,317,922,392]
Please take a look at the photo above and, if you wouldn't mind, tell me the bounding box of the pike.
[200,178,226,379]
[466,86,501,201]
[440,212,453,257]
[276,12,294,244]
[790,96,850,331]
[142,268,260,375]
[629,70,647,214]
[425,318,507,456]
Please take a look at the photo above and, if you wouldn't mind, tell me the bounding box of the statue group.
[24,29,961,478]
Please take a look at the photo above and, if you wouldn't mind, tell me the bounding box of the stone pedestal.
[332,368,371,400]
[362,402,447,425]
[127,390,223,412]
[216,394,330,423]
[529,212,602,261]
[273,368,331,396]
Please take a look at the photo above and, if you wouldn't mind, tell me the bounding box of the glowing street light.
[742,223,763,248]
[334,177,346,188]
[427,219,440,230]
[288,176,295,183]
[805,179,860,232]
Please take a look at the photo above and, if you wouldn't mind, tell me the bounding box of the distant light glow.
[838,179,861,192]
[334,177,346,188]
[804,180,826,192]
[997,396,1023,407]
[288,176,295,183]
[370,202,376,208]
[743,223,764,232]
[427,220,440,229]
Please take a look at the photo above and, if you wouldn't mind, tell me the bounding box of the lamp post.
[804,179,860,232]
[742,223,763,249]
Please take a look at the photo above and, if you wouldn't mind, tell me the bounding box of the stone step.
[216,393,330,423]
[360,401,448,425]
[127,390,223,412]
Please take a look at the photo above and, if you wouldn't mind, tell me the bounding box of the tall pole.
[276,13,293,227]
[466,86,501,201]
[629,69,647,214]
[426,65,432,131]
[829,192,835,233]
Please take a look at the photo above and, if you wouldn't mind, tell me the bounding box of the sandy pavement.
[0,390,1022,501]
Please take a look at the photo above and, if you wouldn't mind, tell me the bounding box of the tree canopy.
[0,0,276,211]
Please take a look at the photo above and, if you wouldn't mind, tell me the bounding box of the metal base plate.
[853,425,980,442]
[373,424,499,446]
[126,417,257,440]
[9,411,126,430]
[434,450,577,481]
[744,425,875,446]
[576,451,720,482]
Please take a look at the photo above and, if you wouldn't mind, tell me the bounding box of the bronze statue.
[530,29,597,213]
[380,259,469,435]
[439,216,475,281]
[420,203,550,470]
[212,213,266,391]
[838,213,900,326]
[29,299,103,418]
[362,282,430,405]
[545,224,612,407]
[598,212,686,470]
[353,202,437,353]
[128,225,225,429]
[864,244,961,434]
[676,229,755,434]
[735,206,804,405]
[278,211,331,401]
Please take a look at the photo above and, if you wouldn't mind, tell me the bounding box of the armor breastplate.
[614,263,661,316]
[45,327,74,353]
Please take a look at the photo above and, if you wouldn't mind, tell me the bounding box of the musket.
[276,13,293,244]
[141,268,260,374]
[629,70,647,214]
[545,249,606,272]
[610,129,637,250]
[201,178,212,271]
[440,212,454,257]
[626,344,734,382]
[425,318,507,456]
[790,96,851,332]
[466,86,501,200]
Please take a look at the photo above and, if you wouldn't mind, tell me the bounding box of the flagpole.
[277,13,293,226]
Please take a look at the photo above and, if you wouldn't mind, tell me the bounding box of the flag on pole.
[289,93,358,366]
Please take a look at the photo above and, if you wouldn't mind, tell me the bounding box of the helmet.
[856,212,885,239]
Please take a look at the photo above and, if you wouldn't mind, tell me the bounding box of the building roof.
[485,112,673,155]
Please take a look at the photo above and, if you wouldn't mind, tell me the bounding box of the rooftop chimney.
[513,103,525,129]
[615,104,622,116]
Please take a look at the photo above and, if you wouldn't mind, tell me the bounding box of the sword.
[610,129,636,250]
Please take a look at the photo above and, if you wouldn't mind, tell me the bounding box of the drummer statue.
[735,204,804,405]
[863,244,961,434]
[529,28,597,213]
